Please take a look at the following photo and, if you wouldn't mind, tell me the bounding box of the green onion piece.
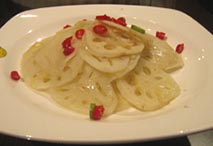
[131,24,145,34]
[89,103,96,119]
[0,46,7,58]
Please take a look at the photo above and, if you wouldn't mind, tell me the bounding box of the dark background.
[0,0,212,146]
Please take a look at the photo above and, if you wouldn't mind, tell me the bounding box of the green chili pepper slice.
[131,24,145,34]
[89,103,96,119]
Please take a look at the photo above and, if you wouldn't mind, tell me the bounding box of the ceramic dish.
[0,5,212,144]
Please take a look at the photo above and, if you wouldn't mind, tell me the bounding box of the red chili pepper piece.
[93,24,108,35]
[96,15,127,27]
[10,71,20,81]
[75,29,85,40]
[156,31,167,40]
[115,17,127,26]
[62,36,75,56]
[90,104,104,120]
[176,43,184,54]
[117,17,126,23]
[111,17,117,23]
[92,105,104,120]
[63,24,71,29]
[62,36,72,49]
[63,46,75,56]
[111,17,126,26]
[96,14,112,21]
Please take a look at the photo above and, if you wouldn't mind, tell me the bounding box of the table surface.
[0,0,212,146]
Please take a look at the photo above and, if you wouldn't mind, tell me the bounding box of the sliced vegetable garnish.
[117,17,126,23]
[93,24,108,35]
[62,36,73,49]
[75,29,85,40]
[114,17,127,26]
[156,31,167,40]
[131,25,145,34]
[0,46,7,58]
[90,103,96,118]
[96,14,112,21]
[63,46,75,56]
[10,71,21,81]
[96,14,127,26]
[62,36,75,56]
[176,43,184,54]
[89,103,105,120]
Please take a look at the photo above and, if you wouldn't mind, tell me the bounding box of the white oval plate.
[0,5,212,144]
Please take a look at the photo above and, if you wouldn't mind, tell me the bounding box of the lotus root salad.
[20,14,184,120]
